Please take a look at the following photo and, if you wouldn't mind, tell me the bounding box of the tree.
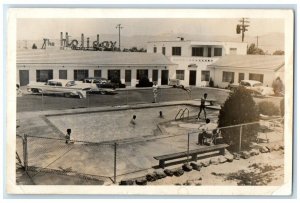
[273,50,285,55]
[32,43,37,49]
[247,43,265,55]
[218,87,260,152]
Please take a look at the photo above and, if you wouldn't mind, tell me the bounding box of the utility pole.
[256,36,259,48]
[116,24,123,51]
[236,18,250,42]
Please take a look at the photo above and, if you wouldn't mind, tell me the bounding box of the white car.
[239,80,274,96]
[27,79,96,98]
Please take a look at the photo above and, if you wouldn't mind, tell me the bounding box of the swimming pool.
[47,105,203,143]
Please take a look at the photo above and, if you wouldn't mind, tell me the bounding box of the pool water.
[47,105,201,143]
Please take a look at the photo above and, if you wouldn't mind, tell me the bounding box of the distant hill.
[17,32,284,54]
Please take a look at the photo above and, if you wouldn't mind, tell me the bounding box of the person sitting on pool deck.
[197,119,217,145]
[65,128,71,144]
[197,93,208,121]
[130,115,137,125]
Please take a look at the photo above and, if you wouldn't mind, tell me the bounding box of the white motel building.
[147,39,284,88]
[17,39,284,88]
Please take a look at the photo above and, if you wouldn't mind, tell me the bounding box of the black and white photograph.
[6,8,294,195]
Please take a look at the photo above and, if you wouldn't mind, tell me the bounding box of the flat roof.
[208,55,284,71]
[17,50,175,66]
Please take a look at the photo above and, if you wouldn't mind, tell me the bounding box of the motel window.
[152,70,158,82]
[74,70,88,81]
[214,48,223,56]
[176,70,185,80]
[36,70,53,82]
[172,47,181,56]
[153,47,157,53]
[94,70,102,78]
[222,71,234,83]
[201,71,210,82]
[238,73,245,83]
[108,70,121,82]
[162,47,166,55]
[192,47,204,56]
[249,73,264,83]
[207,47,212,57]
[136,69,149,80]
[59,70,67,79]
[230,48,237,55]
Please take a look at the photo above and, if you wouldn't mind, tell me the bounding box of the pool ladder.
[175,108,189,121]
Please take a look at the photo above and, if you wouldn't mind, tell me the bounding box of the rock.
[173,168,184,177]
[146,173,157,182]
[259,146,270,153]
[190,162,201,171]
[210,157,219,165]
[233,152,240,160]
[240,151,250,159]
[182,163,193,172]
[154,169,167,179]
[224,154,234,162]
[201,160,210,167]
[250,149,260,155]
[164,169,174,176]
[119,179,134,185]
[271,144,281,151]
[135,177,147,185]
[279,145,284,150]
[218,156,227,163]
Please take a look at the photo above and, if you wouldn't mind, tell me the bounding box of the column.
[131,68,137,87]
[120,68,125,84]
[102,67,108,79]
[148,68,153,82]
[158,69,162,86]
[68,68,74,80]
[53,69,59,79]
[88,68,94,78]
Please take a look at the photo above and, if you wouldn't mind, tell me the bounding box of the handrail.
[181,108,189,120]
[175,109,183,120]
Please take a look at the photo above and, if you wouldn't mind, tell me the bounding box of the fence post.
[114,142,117,184]
[239,126,242,153]
[126,89,128,105]
[41,91,44,111]
[22,134,28,171]
[187,133,190,163]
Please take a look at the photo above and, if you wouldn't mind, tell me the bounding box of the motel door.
[189,70,197,86]
[161,70,169,85]
[19,70,29,86]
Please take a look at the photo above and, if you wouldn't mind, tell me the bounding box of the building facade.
[208,55,285,88]
[147,39,248,86]
[17,50,176,87]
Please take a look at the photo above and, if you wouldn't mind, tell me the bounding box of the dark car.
[136,76,153,87]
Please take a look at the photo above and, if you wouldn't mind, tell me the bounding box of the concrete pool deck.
[16,98,284,185]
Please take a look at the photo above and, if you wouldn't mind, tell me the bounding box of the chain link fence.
[17,117,284,185]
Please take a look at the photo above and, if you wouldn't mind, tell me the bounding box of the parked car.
[230,80,274,96]
[136,77,153,87]
[83,77,117,94]
[27,79,93,98]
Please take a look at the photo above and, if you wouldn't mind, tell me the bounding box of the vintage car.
[26,79,96,98]
[230,80,274,96]
[83,77,117,94]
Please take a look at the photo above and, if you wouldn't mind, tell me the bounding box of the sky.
[17,18,285,40]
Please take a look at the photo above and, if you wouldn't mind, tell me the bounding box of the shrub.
[280,99,284,117]
[258,101,279,116]
[218,87,260,152]
[272,77,284,96]
[209,77,214,87]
